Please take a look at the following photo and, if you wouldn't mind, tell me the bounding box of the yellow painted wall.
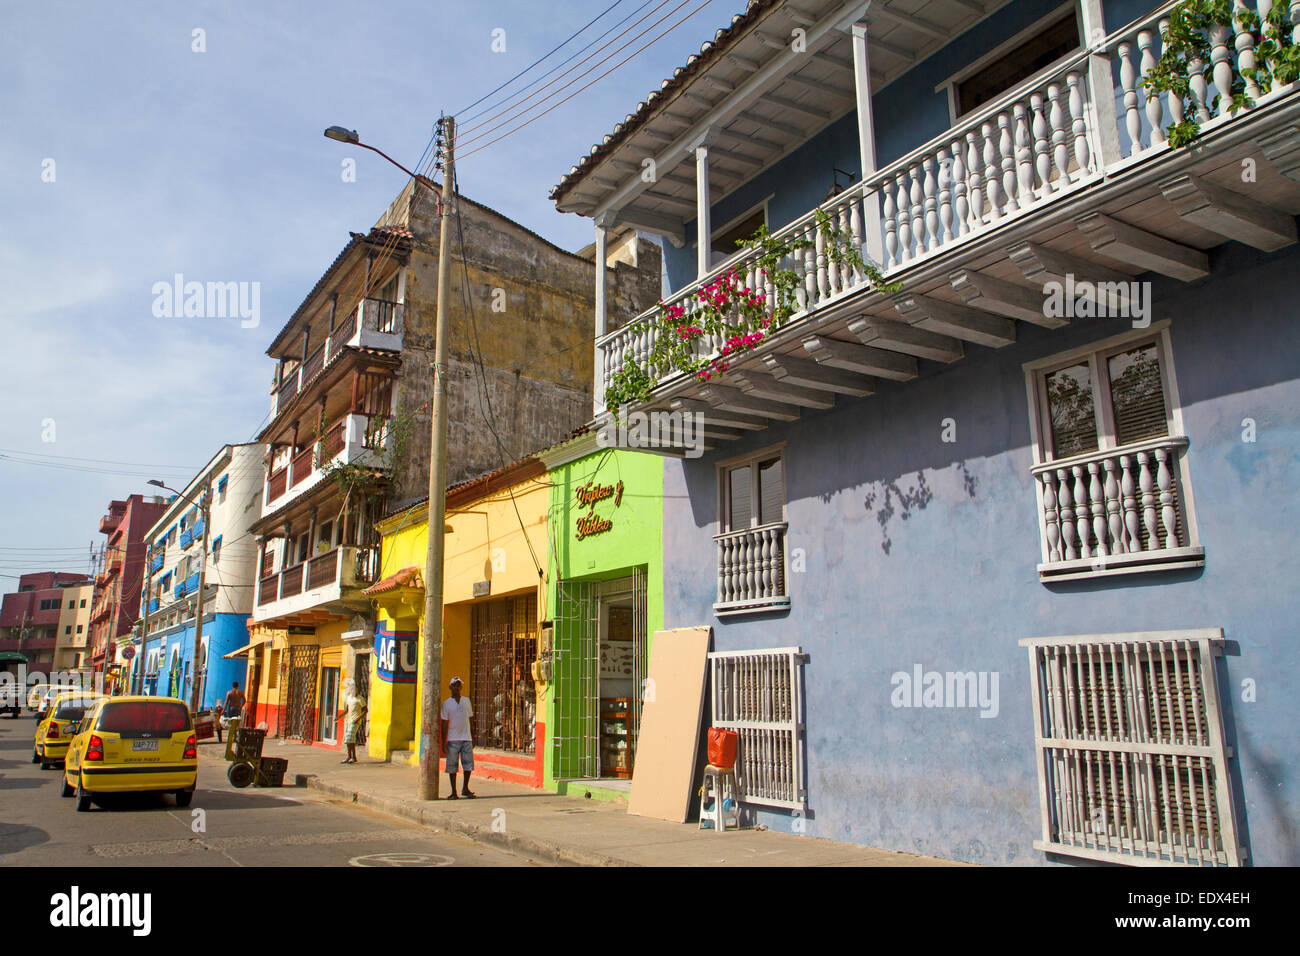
[371,473,548,763]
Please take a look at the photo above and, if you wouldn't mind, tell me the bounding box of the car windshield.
[98,701,191,735]
[54,700,94,720]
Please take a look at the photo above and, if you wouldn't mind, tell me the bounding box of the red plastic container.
[707,728,738,769]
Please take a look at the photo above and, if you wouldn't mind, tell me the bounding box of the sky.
[0,0,746,581]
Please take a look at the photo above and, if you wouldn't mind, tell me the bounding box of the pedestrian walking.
[215,681,245,743]
[339,678,366,764]
[439,677,474,798]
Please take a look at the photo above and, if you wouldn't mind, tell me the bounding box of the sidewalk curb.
[297,773,631,867]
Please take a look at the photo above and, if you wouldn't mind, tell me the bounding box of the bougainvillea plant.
[603,208,901,413]
[1143,0,1300,148]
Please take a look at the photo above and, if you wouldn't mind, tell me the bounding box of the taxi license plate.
[132,740,159,751]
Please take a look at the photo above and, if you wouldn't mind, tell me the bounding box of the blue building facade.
[661,238,1300,865]
[556,0,1300,865]
[130,443,265,709]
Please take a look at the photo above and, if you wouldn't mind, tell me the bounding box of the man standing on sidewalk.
[439,677,475,799]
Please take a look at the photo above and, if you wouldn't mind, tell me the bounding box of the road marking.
[349,852,455,867]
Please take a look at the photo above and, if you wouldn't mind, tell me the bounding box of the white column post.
[592,211,616,416]
[1080,0,1122,168]
[694,128,719,279]
[849,19,884,267]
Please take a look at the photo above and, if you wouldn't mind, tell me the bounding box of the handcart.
[222,719,288,787]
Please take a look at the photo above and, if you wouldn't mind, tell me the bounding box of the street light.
[147,479,211,712]
[324,119,456,800]
[322,126,436,190]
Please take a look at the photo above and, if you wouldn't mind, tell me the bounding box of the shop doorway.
[552,570,647,781]
[318,667,340,744]
[470,594,538,752]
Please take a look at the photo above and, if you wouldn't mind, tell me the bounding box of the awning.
[222,637,268,660]
[0,651,28,664]
[363,566,423,596]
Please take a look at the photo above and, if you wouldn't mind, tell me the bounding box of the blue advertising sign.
[375,626,418,683]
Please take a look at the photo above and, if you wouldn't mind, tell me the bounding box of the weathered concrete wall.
[386,182,660,501]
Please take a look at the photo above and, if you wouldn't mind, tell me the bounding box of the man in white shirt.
[439,676,475,798]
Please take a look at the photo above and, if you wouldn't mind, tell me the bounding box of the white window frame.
[1019,628,1244,866]
[708,646,806,810]
[1023,321,1203,581]
[714,444,790,615]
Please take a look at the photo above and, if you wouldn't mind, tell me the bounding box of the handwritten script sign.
[575,479,624,540]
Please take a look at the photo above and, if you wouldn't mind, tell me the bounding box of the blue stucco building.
[554,0,1300,865]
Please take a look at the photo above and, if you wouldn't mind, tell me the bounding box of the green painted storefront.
[541,439,663,799]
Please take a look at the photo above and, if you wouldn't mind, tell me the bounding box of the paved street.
[0,716,547,867]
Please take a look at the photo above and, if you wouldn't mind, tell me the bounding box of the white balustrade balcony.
[1031,435,1204,580]
[595,1,1300,415]
[714,521,789,615]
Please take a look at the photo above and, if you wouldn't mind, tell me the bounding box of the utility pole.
[189,489,212,713]
[417,114,455,802]
[137,544,154,695]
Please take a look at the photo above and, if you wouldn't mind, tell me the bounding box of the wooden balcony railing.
[290,446,314,488]
[328,311,357,362]
[301,343,325,385]
[363,297,402,334]
[307,548,340,590]
[267,467,287,502]
[257,574,279,606]
[1031,435,1201,578]
[320,418,346,462]
[279,563,305,599]
[714,521,788,613]
[354,545,380,584]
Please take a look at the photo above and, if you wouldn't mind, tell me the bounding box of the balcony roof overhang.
[250,471,381,537]
[258,347,400,445]
[266,226,414,359]
[608,87,1300,451]
[550,0,1009,237]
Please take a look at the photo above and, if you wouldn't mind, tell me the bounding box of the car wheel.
[31,747,40,764]
[226,761,255,788]
[61,774,74,798]
[175,788,194,808]
[75,776,93,812]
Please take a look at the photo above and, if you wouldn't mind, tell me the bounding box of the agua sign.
[375,627,418,683]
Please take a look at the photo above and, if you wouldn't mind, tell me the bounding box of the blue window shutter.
[217,474,228,492]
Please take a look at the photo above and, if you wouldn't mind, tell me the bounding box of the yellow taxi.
[62,696,198,811]
[33,691,102,769]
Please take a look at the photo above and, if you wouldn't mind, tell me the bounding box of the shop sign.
[375,626,418,683]
[575,479,623,540]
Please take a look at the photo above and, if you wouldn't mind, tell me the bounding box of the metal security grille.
[708,647,806,809]
[630,568,647,761]
[282,645,320,743]
[354,652,370,745]
[551,579,599,779]
[470,595,538,752]
[1022,630,1243,866]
